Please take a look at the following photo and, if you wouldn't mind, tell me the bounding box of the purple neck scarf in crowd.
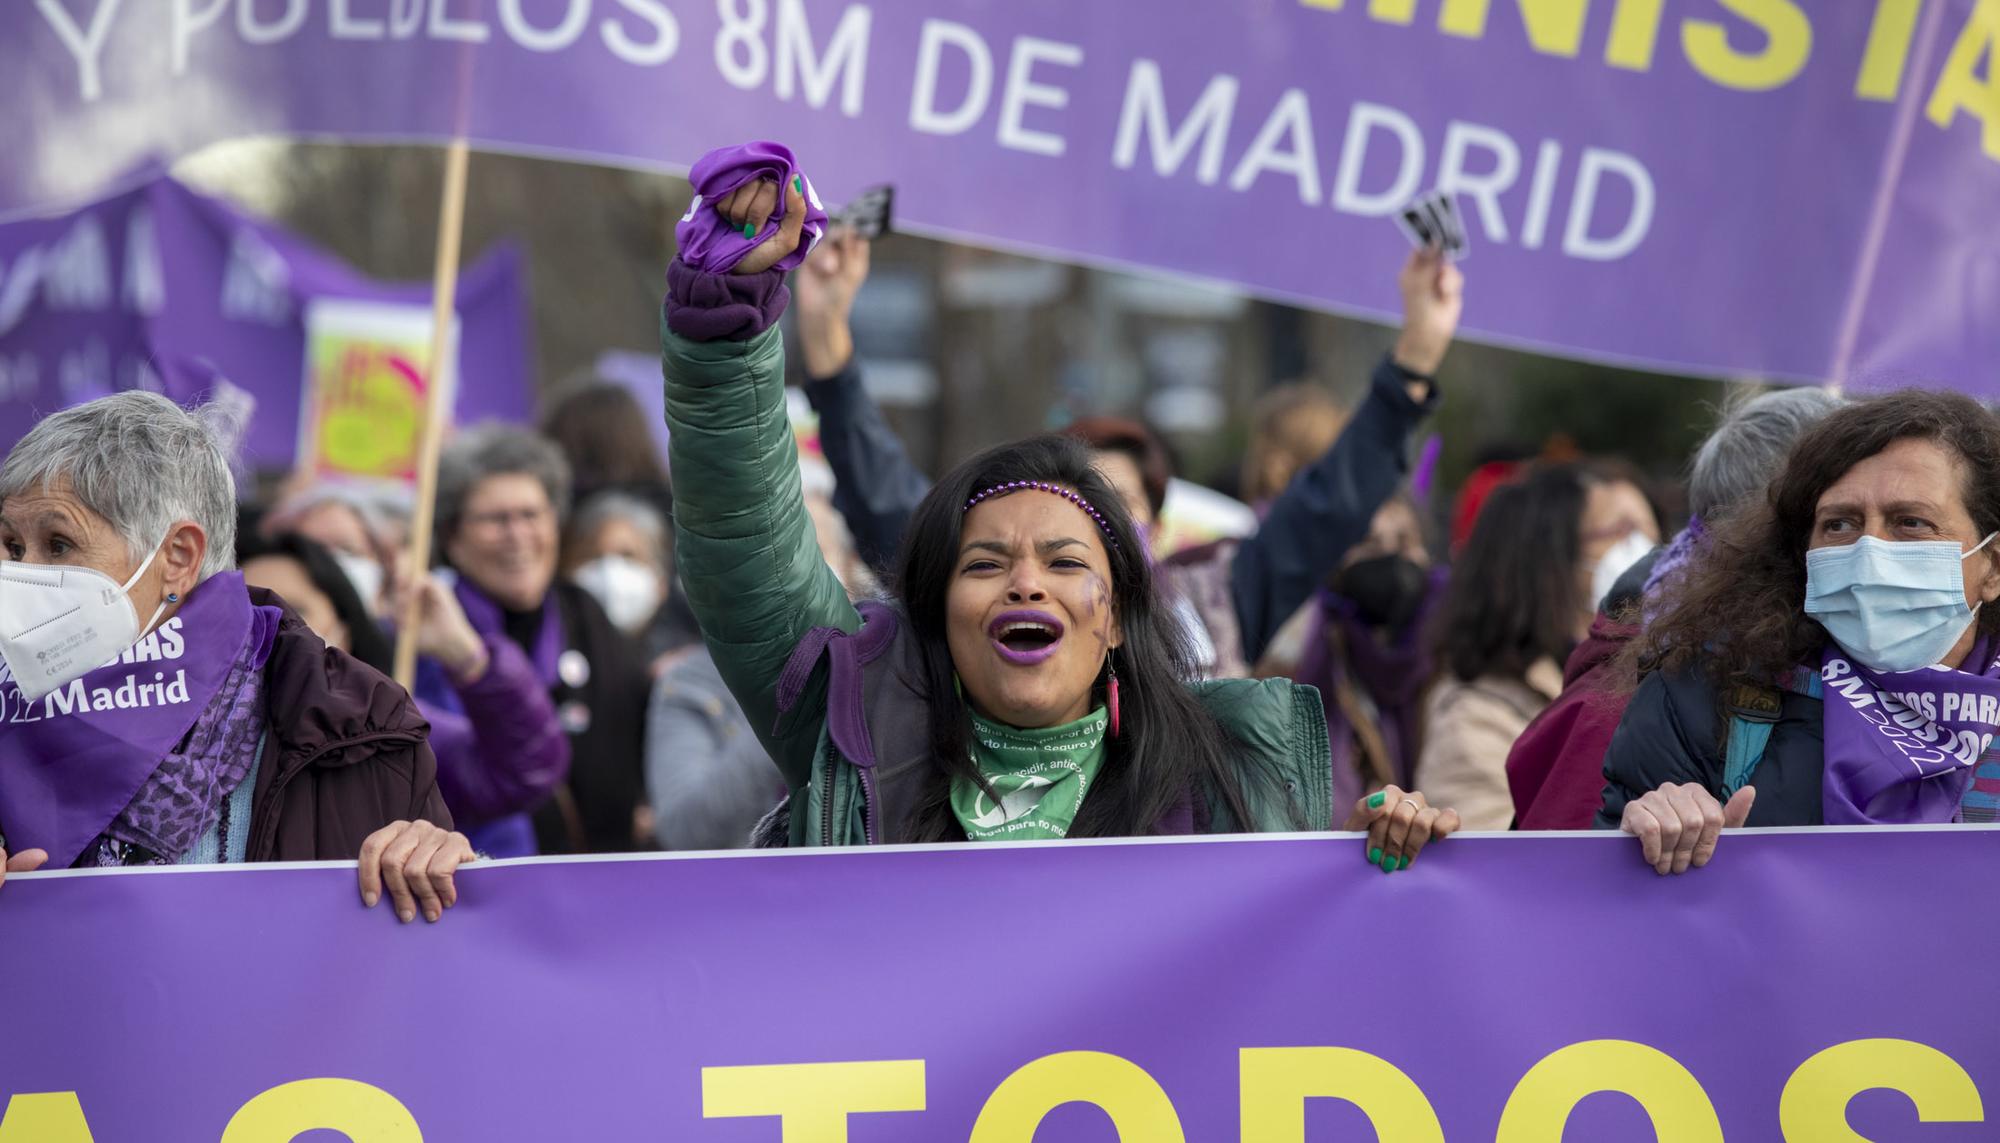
[674,141,828,275]
[90,599,279,867]
[454,577,562,688]
[1297,572,1446,797]
[1643,517,1705,598]
[1819,635,2000,824]
[0,572,276,868]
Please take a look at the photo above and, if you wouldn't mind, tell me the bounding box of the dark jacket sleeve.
[1594,669,1724,828]
[1230,357,1439,663]
[423,635,572,825]
[409,741,454,830]
[803,357,931,571]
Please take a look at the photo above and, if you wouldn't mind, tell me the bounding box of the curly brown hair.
[1634,388,2000,695]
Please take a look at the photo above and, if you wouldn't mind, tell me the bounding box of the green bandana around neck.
[949,706,1110,841]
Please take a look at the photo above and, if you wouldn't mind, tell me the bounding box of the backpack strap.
[1720,667,1824,799]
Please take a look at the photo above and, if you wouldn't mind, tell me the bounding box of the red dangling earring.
[1107,662,1122,738]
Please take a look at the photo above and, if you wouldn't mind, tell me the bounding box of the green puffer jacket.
[661,317,1333,846]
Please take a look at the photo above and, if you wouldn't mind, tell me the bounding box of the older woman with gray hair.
[435,424,651,853]
[0,392,469,926]
[1506,385,1846,828]
[561,490,704,664]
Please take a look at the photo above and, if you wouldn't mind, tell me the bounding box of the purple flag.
[5,3,2000,390]
[0,172,532,468]
[1,831,1997,1139]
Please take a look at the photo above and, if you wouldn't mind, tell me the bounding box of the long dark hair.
[1431,464,1592,683]
[893,435,1258,839]
[1635,389,2000,695]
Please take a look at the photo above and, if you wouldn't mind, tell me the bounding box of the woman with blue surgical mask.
[1599,390,2000,874]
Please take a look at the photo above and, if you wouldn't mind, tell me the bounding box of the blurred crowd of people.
[6,142,1998,922]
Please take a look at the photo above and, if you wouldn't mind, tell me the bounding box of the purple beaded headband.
[962,480,1119,547]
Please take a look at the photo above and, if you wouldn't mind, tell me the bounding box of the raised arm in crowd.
[793,224,1461,683]
[659,141,1460,862]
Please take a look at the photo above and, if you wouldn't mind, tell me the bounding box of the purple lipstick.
[988,610,1065,665]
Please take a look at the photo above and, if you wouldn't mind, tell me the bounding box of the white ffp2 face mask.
[1591,530,1658,612]
[571,555,663,636]
[332,550,386,614]
[0,543,168,704]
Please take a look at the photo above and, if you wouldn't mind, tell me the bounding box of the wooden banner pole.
[392,138,472,689]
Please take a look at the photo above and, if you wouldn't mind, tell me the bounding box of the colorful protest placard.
[299,298,460,484]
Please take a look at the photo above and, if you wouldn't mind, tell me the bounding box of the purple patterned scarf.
[1297,571,1445,800]
[84,604,279,866]
[1642,518,1705,601]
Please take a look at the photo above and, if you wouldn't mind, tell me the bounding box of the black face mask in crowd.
[1332,554,1429,633]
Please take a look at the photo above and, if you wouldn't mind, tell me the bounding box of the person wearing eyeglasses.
[434,425,652,854]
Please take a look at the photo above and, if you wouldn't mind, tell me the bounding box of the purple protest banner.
[1,830,1996,1139]
[0,171,532,468]
[4,2,2000,391]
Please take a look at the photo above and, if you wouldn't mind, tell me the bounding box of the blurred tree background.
[182,142,1750,522]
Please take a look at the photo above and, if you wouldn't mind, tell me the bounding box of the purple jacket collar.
[454,577,563,688]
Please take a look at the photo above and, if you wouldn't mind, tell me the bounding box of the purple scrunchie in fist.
[675,141,828,274]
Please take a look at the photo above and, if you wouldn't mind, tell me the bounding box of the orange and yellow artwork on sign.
[299,300,457,483]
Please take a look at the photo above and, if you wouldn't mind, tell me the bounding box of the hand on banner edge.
[358,820,477,924]
[1620,782,1756,875]
[0,846,49,892]
[1342,785,1461,874]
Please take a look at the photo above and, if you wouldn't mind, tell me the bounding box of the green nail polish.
[1399,855,1412,870]
[793,174,803,193]
[1367,846,1382,865]
[1367,791,1386,810]
[743,222,756,240]
[1380,853,1396,873]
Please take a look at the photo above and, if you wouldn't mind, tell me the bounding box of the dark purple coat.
[245,588,452,861]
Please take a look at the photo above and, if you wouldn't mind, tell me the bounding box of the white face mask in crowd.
[333,550,385,615]
[1805,533,1998,673]
[0,539,169,703]
[1590,529,1657,612]
[572,555,664,635]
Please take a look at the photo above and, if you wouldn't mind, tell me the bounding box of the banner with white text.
[4,2,2000,389]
